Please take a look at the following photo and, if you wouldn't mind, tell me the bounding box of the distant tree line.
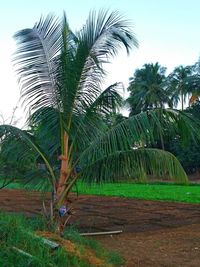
[123,61,200,174]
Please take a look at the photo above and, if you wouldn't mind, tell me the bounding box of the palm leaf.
[80,148,188,184]
[13,11,138,132]
[0,125,56,186]
[85,82,123,116]
[79,109,199,166]
[60,10,138,125]
[14,14,62,113]
[67,82,124,156]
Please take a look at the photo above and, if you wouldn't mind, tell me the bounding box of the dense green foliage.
[126,61,200,175]
[127,63,170,115]
[166,101,200,173]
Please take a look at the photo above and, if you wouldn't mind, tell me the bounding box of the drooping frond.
[0,125,56,186]
[80,148,188,184]
[28,107,61,156]
[0,133,37,188]
[79,109,199,166]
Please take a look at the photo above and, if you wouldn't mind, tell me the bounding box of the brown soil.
[1,189,200,266]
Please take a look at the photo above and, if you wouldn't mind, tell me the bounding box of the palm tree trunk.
[57,131,69,196]
[55,131,71,234]
[160,132,165,150]
[181,91,184,111]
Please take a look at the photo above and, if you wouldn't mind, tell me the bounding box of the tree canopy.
[127,63,171,115]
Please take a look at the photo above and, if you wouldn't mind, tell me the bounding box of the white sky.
[1,0,200,126]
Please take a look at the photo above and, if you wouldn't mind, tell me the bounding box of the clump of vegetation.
[0,213,123,267]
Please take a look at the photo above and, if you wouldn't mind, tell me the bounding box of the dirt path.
[96,224,200,267]
[1,189,200,266]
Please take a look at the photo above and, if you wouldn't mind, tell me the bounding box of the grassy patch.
[0,213,123,267]
[74,182,200,204]
[0,182,22,189]
[63,225,124,266]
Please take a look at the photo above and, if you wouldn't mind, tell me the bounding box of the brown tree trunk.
[55,131,70,234]
[53,132,79,234]
[181,91,184,111]
[57,132,69,196]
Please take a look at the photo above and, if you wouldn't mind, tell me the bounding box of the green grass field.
[2,181,200,204]
[74,182,200,204]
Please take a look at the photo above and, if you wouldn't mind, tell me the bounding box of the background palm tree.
[0,11,198,233]
[126,63,171,115]
[187,61,200,105]
[167,65,193,110]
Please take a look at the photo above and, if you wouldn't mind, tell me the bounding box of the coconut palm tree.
[167,65,193,110]
[0,11,198,233]
[127,63,171,115]
[187,61,200,105]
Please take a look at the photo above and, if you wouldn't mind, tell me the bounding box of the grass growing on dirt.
[63,226,124,266]
[0,213,123,267]
[74,182,200,204]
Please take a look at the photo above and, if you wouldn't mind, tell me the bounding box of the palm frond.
[64,10,138,119]
[80,148,188,184]
[67,82,124,154]
[0,124,56,186]
[13,14,62,113]
[79,109,199,165]
[28,107,61,156]
[85,82,123,116]
[13,11,138,130]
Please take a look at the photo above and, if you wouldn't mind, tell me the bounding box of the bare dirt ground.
[1,189,200,267]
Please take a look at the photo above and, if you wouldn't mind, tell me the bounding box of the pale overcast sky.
[1,0,200,126]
